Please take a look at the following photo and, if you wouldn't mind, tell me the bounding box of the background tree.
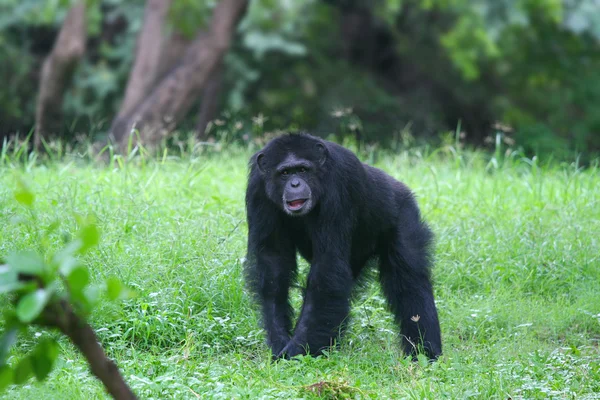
[109,0,248,150]
[33,2,86,149]
[0,0,599,158]
[114,0,172,123]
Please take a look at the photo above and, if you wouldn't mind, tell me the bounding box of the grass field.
[1,141,600,399]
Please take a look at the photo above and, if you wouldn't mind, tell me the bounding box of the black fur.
[244,133,442,360]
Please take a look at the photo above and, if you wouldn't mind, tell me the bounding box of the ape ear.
[256,153,267,173]
[315,142,328,166]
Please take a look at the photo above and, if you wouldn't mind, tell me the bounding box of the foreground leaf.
[0,328,18,366]
[14,179,34,207]
[16,289,51,323]
[0,366,13,392]
[68,267,94,313]
[56,253,80,277]
[0,263,14,282]
[0,281,27,295]
[67,265,90,294]
[0,263,22,294]
[12,357,32,385]
[31,353,53,382]
[5,252,45,276]
[106,277,123,301]
[77,224,99,254]
[31,339,59,381]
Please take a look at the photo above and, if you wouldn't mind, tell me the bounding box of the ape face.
[256,138,327,216]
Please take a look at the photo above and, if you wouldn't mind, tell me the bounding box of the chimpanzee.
[244,132,442,360]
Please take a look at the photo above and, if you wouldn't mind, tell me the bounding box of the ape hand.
[269,338,291,360]
[275,340,304,360]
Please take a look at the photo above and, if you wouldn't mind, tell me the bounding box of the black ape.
[244,133,442,360]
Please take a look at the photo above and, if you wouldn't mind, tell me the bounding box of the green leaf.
[39,339,59,362]
[84,285,101,305]
[0,264,22,294]
[77,224,99,254]
[0,366,13,392]
[57,254,80,277]
[31,339,59,381]
[0,264,10,276]
[63,238,83,255]
[67,265,90,294]
[16,289,51,323]
[14,179,34,207]
[13,357,32,385]
[53,240,83,273]
[106,277,123,301]
[0,280,27,294]
[31,353,53,382]
[0,328,18,366]
[5,252,45,276]
[2,310,19,328]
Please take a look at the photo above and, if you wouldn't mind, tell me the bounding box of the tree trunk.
[109,0,248,151]
[196,62,224,139]
[34,2,86,150]
[155,31,194,83]
[116,0,173,120]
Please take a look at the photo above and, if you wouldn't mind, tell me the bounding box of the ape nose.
[291,178,300,188]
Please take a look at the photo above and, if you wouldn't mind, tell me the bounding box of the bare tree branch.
[155,30,194,83]
[41,300,137,400]
[196,61,224,139]
[34,2,86,150]
[117,0,173,120]
[109,0,248,151]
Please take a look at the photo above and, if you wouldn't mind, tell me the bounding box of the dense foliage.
[1,0,599,158]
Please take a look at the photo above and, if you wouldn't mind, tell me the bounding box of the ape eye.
[300,167,307,173]
[282,170,289,176]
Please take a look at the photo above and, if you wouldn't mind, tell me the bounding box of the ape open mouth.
[286,199,307,211]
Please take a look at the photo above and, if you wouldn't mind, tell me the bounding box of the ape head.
[253,134,328,216]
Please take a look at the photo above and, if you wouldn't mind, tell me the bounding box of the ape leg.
[278,258,353,358]
[247,249,297,358]
[379,228,442,360]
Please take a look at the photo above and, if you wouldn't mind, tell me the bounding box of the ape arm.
[245,200,297,357]
[248,246,296,356]
[278,225,354,358]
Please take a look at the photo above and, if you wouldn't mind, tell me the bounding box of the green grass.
[1,141,600,399]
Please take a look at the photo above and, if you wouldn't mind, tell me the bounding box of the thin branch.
[41,300,137,400]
